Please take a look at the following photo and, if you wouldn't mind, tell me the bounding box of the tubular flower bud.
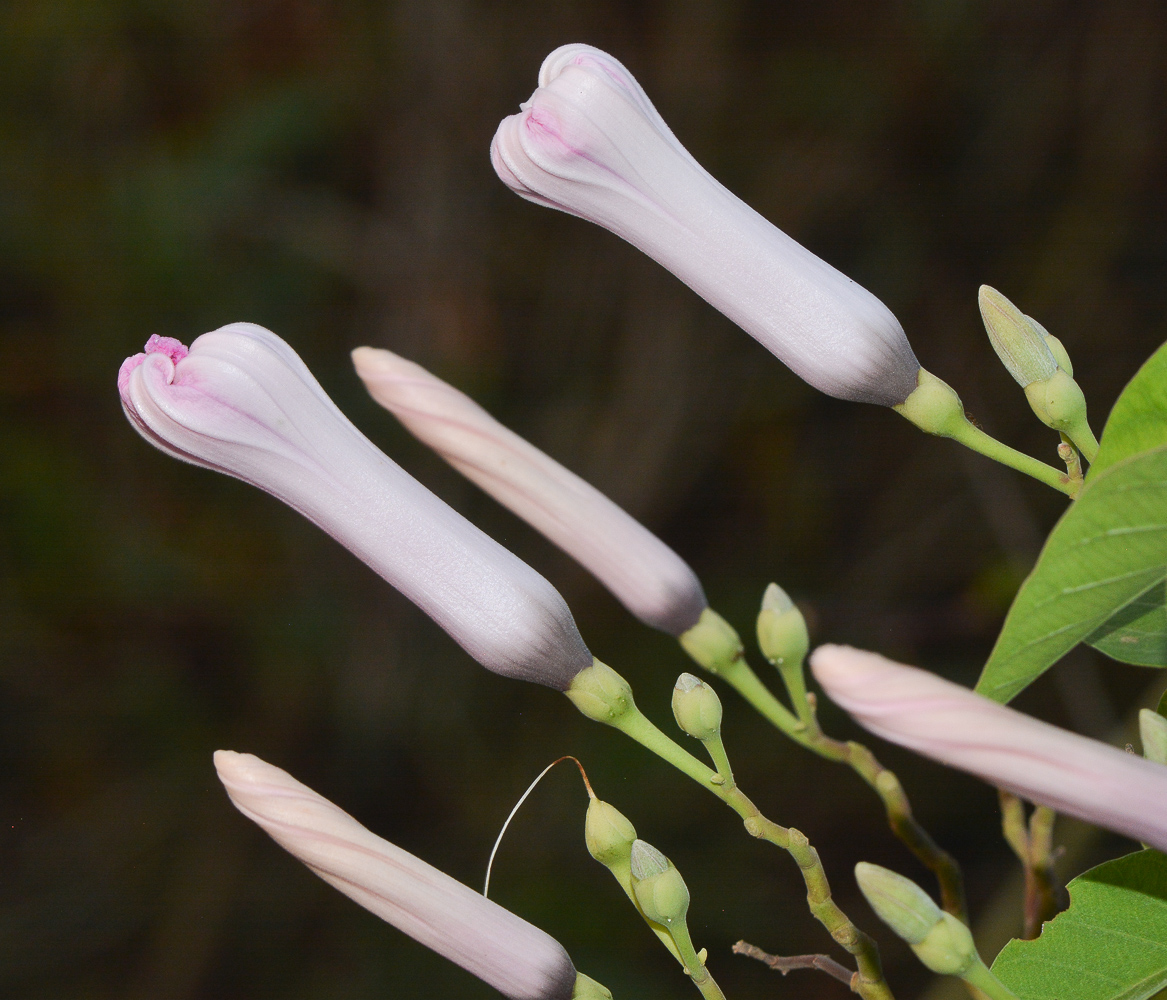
[978,285,1058,388]
[671,673,722,742]
[214,751,581,1000]
[1141,709,1167,767]
[811,645,1167,851]
[491,44,921,406]
[119,324,592,689]
[352,346,707,635]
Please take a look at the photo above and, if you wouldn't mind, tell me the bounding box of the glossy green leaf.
[992,850,1167,1000]
[976,343,1167,703]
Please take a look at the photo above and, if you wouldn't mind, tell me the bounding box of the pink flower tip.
[117,335,190,396]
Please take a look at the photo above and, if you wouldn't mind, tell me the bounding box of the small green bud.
[572,971,614,999]
[585,798,637,868]
[756,583,809,669]
[565,659,635,724]
[911,911,979,976]
[671,673,723,741]
[630,840,690,927]
[1140,708,1167,766]
[679,607,743,675]
[894,369,969,439]
[854,861,943,945]
[978,286,1058,388]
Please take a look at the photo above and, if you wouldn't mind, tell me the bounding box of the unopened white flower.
[491,43,921,406]
[811,645,1167,851]
[352,346,707,635]
[119,324,592,689]
[214,751,578,1000]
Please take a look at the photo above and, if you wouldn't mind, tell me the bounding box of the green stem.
[668,922,727,1000]
[611,705,894,1000]
[945,419,1075,495]
[702,733,735,787]
[962,958,1022,1000]
[707,652,968,924]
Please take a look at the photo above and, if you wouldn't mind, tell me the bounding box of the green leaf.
[976,342,1167,703]
[992,850,1167,1000]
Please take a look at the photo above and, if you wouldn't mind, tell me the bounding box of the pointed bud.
[1140,709,1167,766]
[118,325,592,690]
[811,645,1167,851]
[756,584,810,669]
[492,44,920,406]
[214,751,579,1000]
[629,840,690,928]
[585,798,637,869]
[855,862,977,976]
[854,861,944,944]
[671,673,723,742]
[679,608,744,676]
[978,286,1058,388]
[565,660,635,723]
[352,346,707,635]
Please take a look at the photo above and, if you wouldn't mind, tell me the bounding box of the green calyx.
[910,911,978,976]
[894,369,969,438]
[572,971,613,999]
[1023,369,1099,461]
[671,673,723,741]
[679,608,744,676]
[566,659,635,724]
[630,840,690,927]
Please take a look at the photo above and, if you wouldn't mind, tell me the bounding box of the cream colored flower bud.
[671,673,723,741]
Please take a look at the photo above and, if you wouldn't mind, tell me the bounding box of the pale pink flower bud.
[491,44,921,406]
[118,324,592,689]
[810,644,1167,851]
[352,346,707,635]
[214,751,577,1000]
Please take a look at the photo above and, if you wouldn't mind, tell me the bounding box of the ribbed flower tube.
[491,43,921,406]
[811,644,1167,851]
[353,346,707,635]
[118,325,592,689]
[215,751,578,1000]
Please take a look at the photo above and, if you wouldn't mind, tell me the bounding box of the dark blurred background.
[2,2,1166,998]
